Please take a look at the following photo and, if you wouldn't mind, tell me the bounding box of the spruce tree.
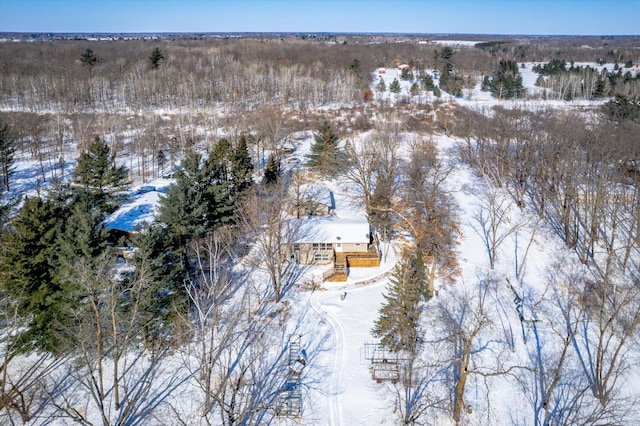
[149,47,165,70]
[306,121,341,176]
[80,48,97,78]
[410,82,420,97]
[263,153,281,187]
[157,151,235,251]
[389,78,401,94]
[367,174,394,241]
[376,77,386,93]
[73,136,129,214]
[232,135,254,197]
[0,197,71,353]
[307,121,340,176]
[0,122,15,192]
[372,249,424,353]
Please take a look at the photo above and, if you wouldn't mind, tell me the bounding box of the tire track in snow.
[311,292,345,426]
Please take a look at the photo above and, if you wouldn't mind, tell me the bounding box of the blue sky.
[1,0,638,35]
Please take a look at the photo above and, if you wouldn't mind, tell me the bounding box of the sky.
[0,0,639,36]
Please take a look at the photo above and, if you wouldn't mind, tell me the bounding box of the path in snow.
[307,276,394,425]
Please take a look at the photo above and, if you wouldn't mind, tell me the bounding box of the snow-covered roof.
[291,217,371,244]
[104,190,164,233]
[103,177,174,233]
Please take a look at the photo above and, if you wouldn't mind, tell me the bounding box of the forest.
[0,34,639,425]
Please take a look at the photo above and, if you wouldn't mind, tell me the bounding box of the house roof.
[103,177,174,233]
[104,190,164,233]
[290,217,371,244]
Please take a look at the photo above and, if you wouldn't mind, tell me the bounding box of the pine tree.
[263,153,280,187]
[349,58,362,80]
[410,82,420,97]
[80,48,97,77]
[389,78,401,94]
[149,47,165,70]
[131,224,187,346]
[372,249,424,353]
[157,151,235,250]
[367,174,394,241]
[73,136,129,214]
[421,74,434,91]
[232,135,254,197]
[306,121,341,176]
[376,77,386,93]
[0,197,71,353]
[0,122,15,192]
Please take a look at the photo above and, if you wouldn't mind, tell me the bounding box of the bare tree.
[239,186,301,303]
[471,185,526,270]
[48,254,181,426]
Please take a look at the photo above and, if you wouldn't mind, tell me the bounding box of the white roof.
[104,190,165,233]
[291,217,371,244]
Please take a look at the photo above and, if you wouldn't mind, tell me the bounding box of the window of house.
[313,253,329,261]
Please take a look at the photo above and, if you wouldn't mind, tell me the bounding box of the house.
[103,177,174,244]
[397,64,411,73]
[377,68,387,75]
[288,217,380,281]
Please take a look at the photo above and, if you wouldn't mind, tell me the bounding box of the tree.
[149,47,165,70]
[410,82,420,97]
[80,48,97,77]
[376,77,386,94]
[349,58,362,80]
[263,153,280,187]
[239,187,300,303]
[306,121,341,176]
[72,136,129,213]
[49,254,181,426]
[372,249,426,353]
[389,78,401,94]
[157,151,235,255]
[231,135,254,197]
[0,122,15,192]
[0,197,70,353]
[422,74,435,91]
[489,60,524,99]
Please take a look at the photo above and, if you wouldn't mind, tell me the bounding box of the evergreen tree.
[80,48,97,77]
[349,58,362,80]
[389,78,401,94]
[367,174,394,241]
[72,136,129,214]
[489,59,524,99]
[371,249,424,353]
[400,68,412,80]
[131,224,187,346]
[231,135,254,197]
[421,74,434,91]
[0,122,15,192]
[306,121,341,176]
[54,199,109,279]
[0,197,71,353]
[263,153,281,187]
[157,151,235,252]
[410,82,420,97]
[149,47,165,70]
[376,77,386,93]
